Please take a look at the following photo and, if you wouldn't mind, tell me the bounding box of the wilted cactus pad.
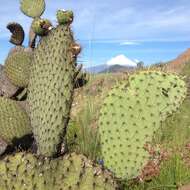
[20,0,45,18]
[7,22,25,46]
[28,25,78,157]
[0,97,31,143]
[98,71,187,179]
[0,152,117,190]
[5,50,32,87]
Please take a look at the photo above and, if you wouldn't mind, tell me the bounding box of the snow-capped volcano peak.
[106,54,137,67]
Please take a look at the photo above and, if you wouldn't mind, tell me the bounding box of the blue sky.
[0,0,190,66]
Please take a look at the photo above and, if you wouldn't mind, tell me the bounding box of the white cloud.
[1,0,190,41]
[106,54,137,67]
[120,41,140,46]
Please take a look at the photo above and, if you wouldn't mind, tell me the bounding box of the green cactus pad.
[32,18,52,36]
[4,50,32,87]
[0,97,31,143]
[0,152,117,190]
[28,25,80,157]
[20,0,45,18]
[56,10,74,25]
[99,70,187,179]
[128,71,187,120]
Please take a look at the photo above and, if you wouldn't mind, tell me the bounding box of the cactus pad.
[56,10,74,25]
[99,71,187,179]
[0,97,31,143]
[4,50,32,87]
[7,22,25,46]
[28,25,80,157]
[128,71,187,120]
[0,152,117,190]
[32,18,52,36]
[20,0,45,18]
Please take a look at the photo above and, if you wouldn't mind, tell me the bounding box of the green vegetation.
[154,99,190,149]
[124,155,190,190]
[67,99,101,160]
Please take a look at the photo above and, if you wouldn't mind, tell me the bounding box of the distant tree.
[153,62,166,68]
[137,61,144,69]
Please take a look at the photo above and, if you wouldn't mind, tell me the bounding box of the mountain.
[107,55,137,67]
[84,55,137,73]
[84,64,108,73]
[99,64,135,73]
[167,48,190,72]
[84,64,136,73]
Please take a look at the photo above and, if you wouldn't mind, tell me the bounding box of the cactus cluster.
[0,0,87,153]
[0,0,188,189]
[0,0,116,189]
[98,70,187,179]
[0,152,117,190]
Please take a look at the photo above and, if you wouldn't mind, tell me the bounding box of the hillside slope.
[167,48,190,72]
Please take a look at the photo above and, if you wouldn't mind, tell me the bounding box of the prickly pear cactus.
[20,0,45,18]
[0,97,31,143]
[28,24,81,157]
[98,70,187,179]
[0,152,117,190]
[56,10,74,25]
[32,18,52,36]
[4,50,33,87]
